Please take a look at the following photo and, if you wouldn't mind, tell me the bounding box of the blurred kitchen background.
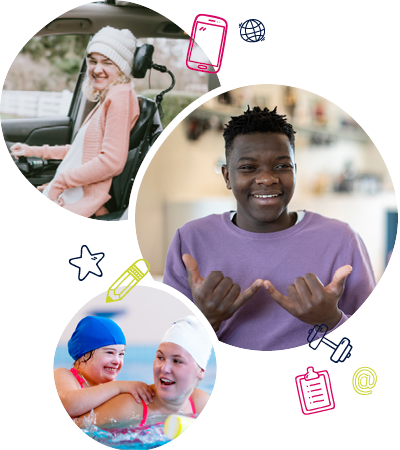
[136,85,397,282]
[54,286,216,395]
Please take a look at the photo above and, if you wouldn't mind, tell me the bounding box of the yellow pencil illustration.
[106,259,150,303]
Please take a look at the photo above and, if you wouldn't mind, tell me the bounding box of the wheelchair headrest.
[132,44,154,79]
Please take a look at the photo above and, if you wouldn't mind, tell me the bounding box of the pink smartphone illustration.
[186,14,228,74]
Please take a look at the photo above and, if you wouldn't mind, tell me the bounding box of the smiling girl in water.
[74,315,212,427]
[54,316,154,418]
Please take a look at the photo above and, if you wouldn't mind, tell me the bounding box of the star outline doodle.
[69,245,105,281]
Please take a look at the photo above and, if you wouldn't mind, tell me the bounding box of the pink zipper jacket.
[23,83,140,218]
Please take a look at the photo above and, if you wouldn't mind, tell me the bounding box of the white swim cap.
[160,316,212,370]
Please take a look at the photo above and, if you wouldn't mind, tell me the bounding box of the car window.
[133,37,209,128]
[133,37,209,94]
[1,34,90,119]
[1,34,210,126]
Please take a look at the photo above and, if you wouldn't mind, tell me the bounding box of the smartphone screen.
[189,21,224,67]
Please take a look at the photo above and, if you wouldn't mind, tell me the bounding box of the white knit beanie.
[87,26,137,76]
[160,316,212,370]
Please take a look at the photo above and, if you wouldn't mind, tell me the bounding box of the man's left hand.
[264,265,353,330]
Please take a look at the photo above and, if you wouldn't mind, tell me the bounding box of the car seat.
[94,44,175,221]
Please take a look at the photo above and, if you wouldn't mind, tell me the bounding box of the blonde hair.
[83,54,134,103]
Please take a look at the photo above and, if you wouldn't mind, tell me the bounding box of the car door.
[1,34,89,187]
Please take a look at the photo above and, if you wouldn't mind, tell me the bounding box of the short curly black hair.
[223,106,296,163]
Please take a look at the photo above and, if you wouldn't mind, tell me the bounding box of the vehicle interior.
[1,1,220,220]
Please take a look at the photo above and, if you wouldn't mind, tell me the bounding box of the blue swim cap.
[68,316,126,361]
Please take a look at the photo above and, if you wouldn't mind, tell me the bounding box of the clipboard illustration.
[295,367,335,415]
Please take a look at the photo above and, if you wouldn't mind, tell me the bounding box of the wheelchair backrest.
[108,95,162,213]
[129,96,162,149]
[104,44,163,215]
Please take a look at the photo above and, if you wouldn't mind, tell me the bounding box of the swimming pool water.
[82,422,170,449]
[54,346,216,448]
[79,413,196,448]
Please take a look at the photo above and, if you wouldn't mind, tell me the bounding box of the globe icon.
[239,19,265,42]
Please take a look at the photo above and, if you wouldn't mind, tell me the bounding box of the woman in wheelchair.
[10,26,140,218]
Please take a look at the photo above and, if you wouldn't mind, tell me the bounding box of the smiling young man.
[163,106,376,350]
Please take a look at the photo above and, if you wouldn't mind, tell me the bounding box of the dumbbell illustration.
[307,324,352,363]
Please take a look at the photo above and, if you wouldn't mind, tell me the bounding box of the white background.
[1,1,399,449]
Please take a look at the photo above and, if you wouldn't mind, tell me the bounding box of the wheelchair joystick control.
[307,324,352,363]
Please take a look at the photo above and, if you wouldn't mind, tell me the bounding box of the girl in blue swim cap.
[54,316,154,418]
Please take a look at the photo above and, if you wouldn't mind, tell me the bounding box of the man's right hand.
[182,254,263,332]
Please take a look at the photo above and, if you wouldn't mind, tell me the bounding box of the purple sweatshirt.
[163,211,376,351]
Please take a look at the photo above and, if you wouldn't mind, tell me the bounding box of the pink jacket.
[23,83,140,218]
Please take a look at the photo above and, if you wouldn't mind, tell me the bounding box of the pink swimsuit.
[70,368,86,388]
[139,397,196,427]
[70,368,196,427]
